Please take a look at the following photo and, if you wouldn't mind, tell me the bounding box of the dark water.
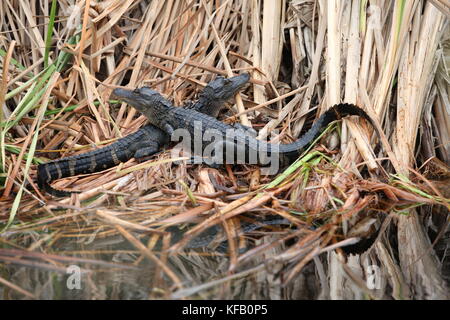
[0,219,289,299]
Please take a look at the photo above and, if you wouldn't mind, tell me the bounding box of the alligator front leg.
[163,123,175,136]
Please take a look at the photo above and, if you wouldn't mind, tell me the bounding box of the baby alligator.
[113,80,377,170]
[37,73,250,196]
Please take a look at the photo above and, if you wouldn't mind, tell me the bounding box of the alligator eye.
[133,88,140,94]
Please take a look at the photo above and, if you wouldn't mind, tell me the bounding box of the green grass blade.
[2,73,60,231]
[44,0,58,68]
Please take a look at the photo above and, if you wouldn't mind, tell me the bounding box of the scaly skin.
[37,73,250,197]
[113,79,377,168]
[188,73,250,118]
[37,124,168,197]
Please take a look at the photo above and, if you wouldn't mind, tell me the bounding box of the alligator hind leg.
[185,155,221,169]
[132,141,163,162]
[202,139,242,168]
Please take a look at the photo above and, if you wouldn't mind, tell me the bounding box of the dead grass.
[0,0,449,299]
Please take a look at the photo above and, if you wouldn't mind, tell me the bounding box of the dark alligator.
[112,78,377,170]
[37,73,250,196]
